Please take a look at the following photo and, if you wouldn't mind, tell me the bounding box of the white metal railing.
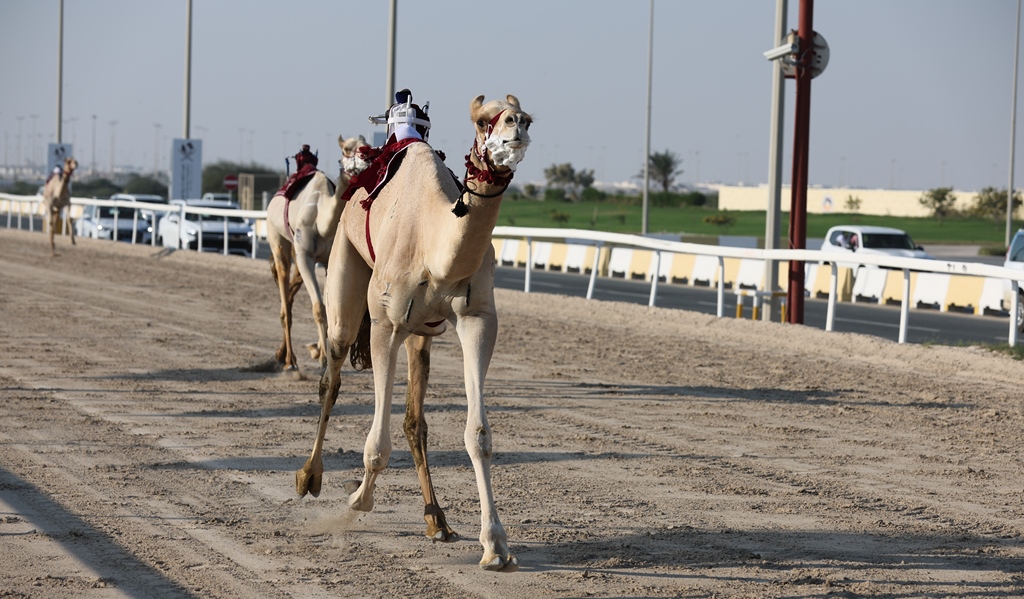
[492,226,1024,346]
[5,193,1023,345]
[0,193,263,258]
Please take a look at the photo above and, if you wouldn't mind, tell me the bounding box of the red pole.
[787,0,814,324]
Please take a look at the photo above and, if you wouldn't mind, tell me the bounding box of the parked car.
[74,203,151,243]
[157,199,254,256]
[201,192,233,202]
[1002,228,1024,331]
[110,193,168,227]
[820,225,931,263]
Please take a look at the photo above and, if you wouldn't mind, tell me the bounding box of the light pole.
[30,114,38,171]
[1008,0,1022,246]
[385,0,396,110]
[109,120,118,174]
[153,123,162,174]
[91,114,97,175]
[641,0,654,236]
[16,116,23,172]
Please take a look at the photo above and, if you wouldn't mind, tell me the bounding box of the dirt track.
[2,227,1023,598]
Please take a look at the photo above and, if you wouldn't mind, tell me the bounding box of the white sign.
[171,138,203,200]
[47,143,74,175]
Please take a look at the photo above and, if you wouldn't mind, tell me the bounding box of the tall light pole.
[763,0,787,322]
[385,0,397,109]
[91,114,97,175]
[30,114,38,171]
[641,0,654,236]
[183,0,192,139]
[56,0,64,144]
[109,120,118,174]
[153,123,162,174]
[1008,0,1022,246]
[16,116,23,171]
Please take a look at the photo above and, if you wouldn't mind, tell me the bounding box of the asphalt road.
[492,265,1017,347]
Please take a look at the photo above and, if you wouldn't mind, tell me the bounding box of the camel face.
[64,157,79,173]
[471,94,532,171]
[339,134,370,177]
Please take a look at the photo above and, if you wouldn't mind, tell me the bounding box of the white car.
[75,203,152,243]
[1002,228,1024,331]
[820,225,930,263]
[157,199,254,257]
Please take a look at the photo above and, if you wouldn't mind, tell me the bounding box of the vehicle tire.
[1017,290,1024,333]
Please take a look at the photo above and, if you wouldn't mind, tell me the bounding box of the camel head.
[63,157,78,176]
[470,94,531,172]
[338,134,371,178]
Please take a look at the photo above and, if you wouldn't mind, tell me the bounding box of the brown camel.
[266,135,369,371]
[295,94,531,571]
[41,157,78,254]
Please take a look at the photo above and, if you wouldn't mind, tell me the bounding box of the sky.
[1,1,1023,193]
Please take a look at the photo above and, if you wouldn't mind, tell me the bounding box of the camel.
[266,135,370,371]
[295,94,532,571]
[41,157,78,254]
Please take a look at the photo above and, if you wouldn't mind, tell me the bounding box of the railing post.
[112,208,119,242]
[222,217,229,255]
[716,256,725,318]
[179,204,187,250]
[899,268,911,343]
[524,236,533,293]
[1011,280,1020,346]
[131,207,139,244]
[826,261,838,332]
[586,242,602,300]
[648,251,662,307]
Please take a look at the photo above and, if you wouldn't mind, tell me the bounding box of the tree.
[543,162,594,202]
[202,160,280,195]
[639,150,683,193]
[970,186,1022,223]
[122,174,168,197]
[845,194,862,213]
[919,187,958,223]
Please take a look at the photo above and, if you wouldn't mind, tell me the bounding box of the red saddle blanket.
[274,164,319,200]
[341,138,461,208]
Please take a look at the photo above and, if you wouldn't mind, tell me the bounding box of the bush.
[549,210,570,225]
[543,187,567,202]
[703,212,736,227]
[580,187,606,202]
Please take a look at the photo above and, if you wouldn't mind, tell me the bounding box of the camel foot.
[479,553,519,572]
[341,479,362,494]
[428,528,459,543]
[347,481,375,512]
[306,342,321,361]
[295,464,322,497]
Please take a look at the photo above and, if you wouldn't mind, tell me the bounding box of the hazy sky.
[2,1,1022,192]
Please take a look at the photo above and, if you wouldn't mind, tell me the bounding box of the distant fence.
[4,192,1024,346]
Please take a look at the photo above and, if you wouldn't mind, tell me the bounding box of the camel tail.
[349,310,373,371]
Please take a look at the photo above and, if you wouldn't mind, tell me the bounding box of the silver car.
[75,203,152,243]
[157,199,255,257]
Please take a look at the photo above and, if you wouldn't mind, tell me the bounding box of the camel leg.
[67,208,76,246]
[295,235,370,497]
[269,238,298,369]
[348,315,407,513]
[455,278,517,571]
[47,211,58,255]
[403,335,457,541]
[293,246,329,371]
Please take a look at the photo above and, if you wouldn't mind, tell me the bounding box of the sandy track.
[1,227,1023,598]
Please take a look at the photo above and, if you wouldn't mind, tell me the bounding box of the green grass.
[497,199,1020,247]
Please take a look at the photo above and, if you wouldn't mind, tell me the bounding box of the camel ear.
[337,134,346,148]
[357,135,367,144]
[470,95,485,118]
[506,95,520,109]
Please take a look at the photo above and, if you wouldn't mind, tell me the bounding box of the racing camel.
[266,135,369,371]
[295,94,531,571]
[41,157,78,255]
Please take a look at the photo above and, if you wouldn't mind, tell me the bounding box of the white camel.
[266,135,370,371]
[295,94,531,571]
[41,157,78,255]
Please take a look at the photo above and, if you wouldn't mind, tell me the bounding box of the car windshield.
[184,212,247,224]
[862,233,917,250]
[99,206,137,219]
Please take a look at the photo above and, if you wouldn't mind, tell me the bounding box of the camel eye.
[505,116,514,125]
[476,119,486,129]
